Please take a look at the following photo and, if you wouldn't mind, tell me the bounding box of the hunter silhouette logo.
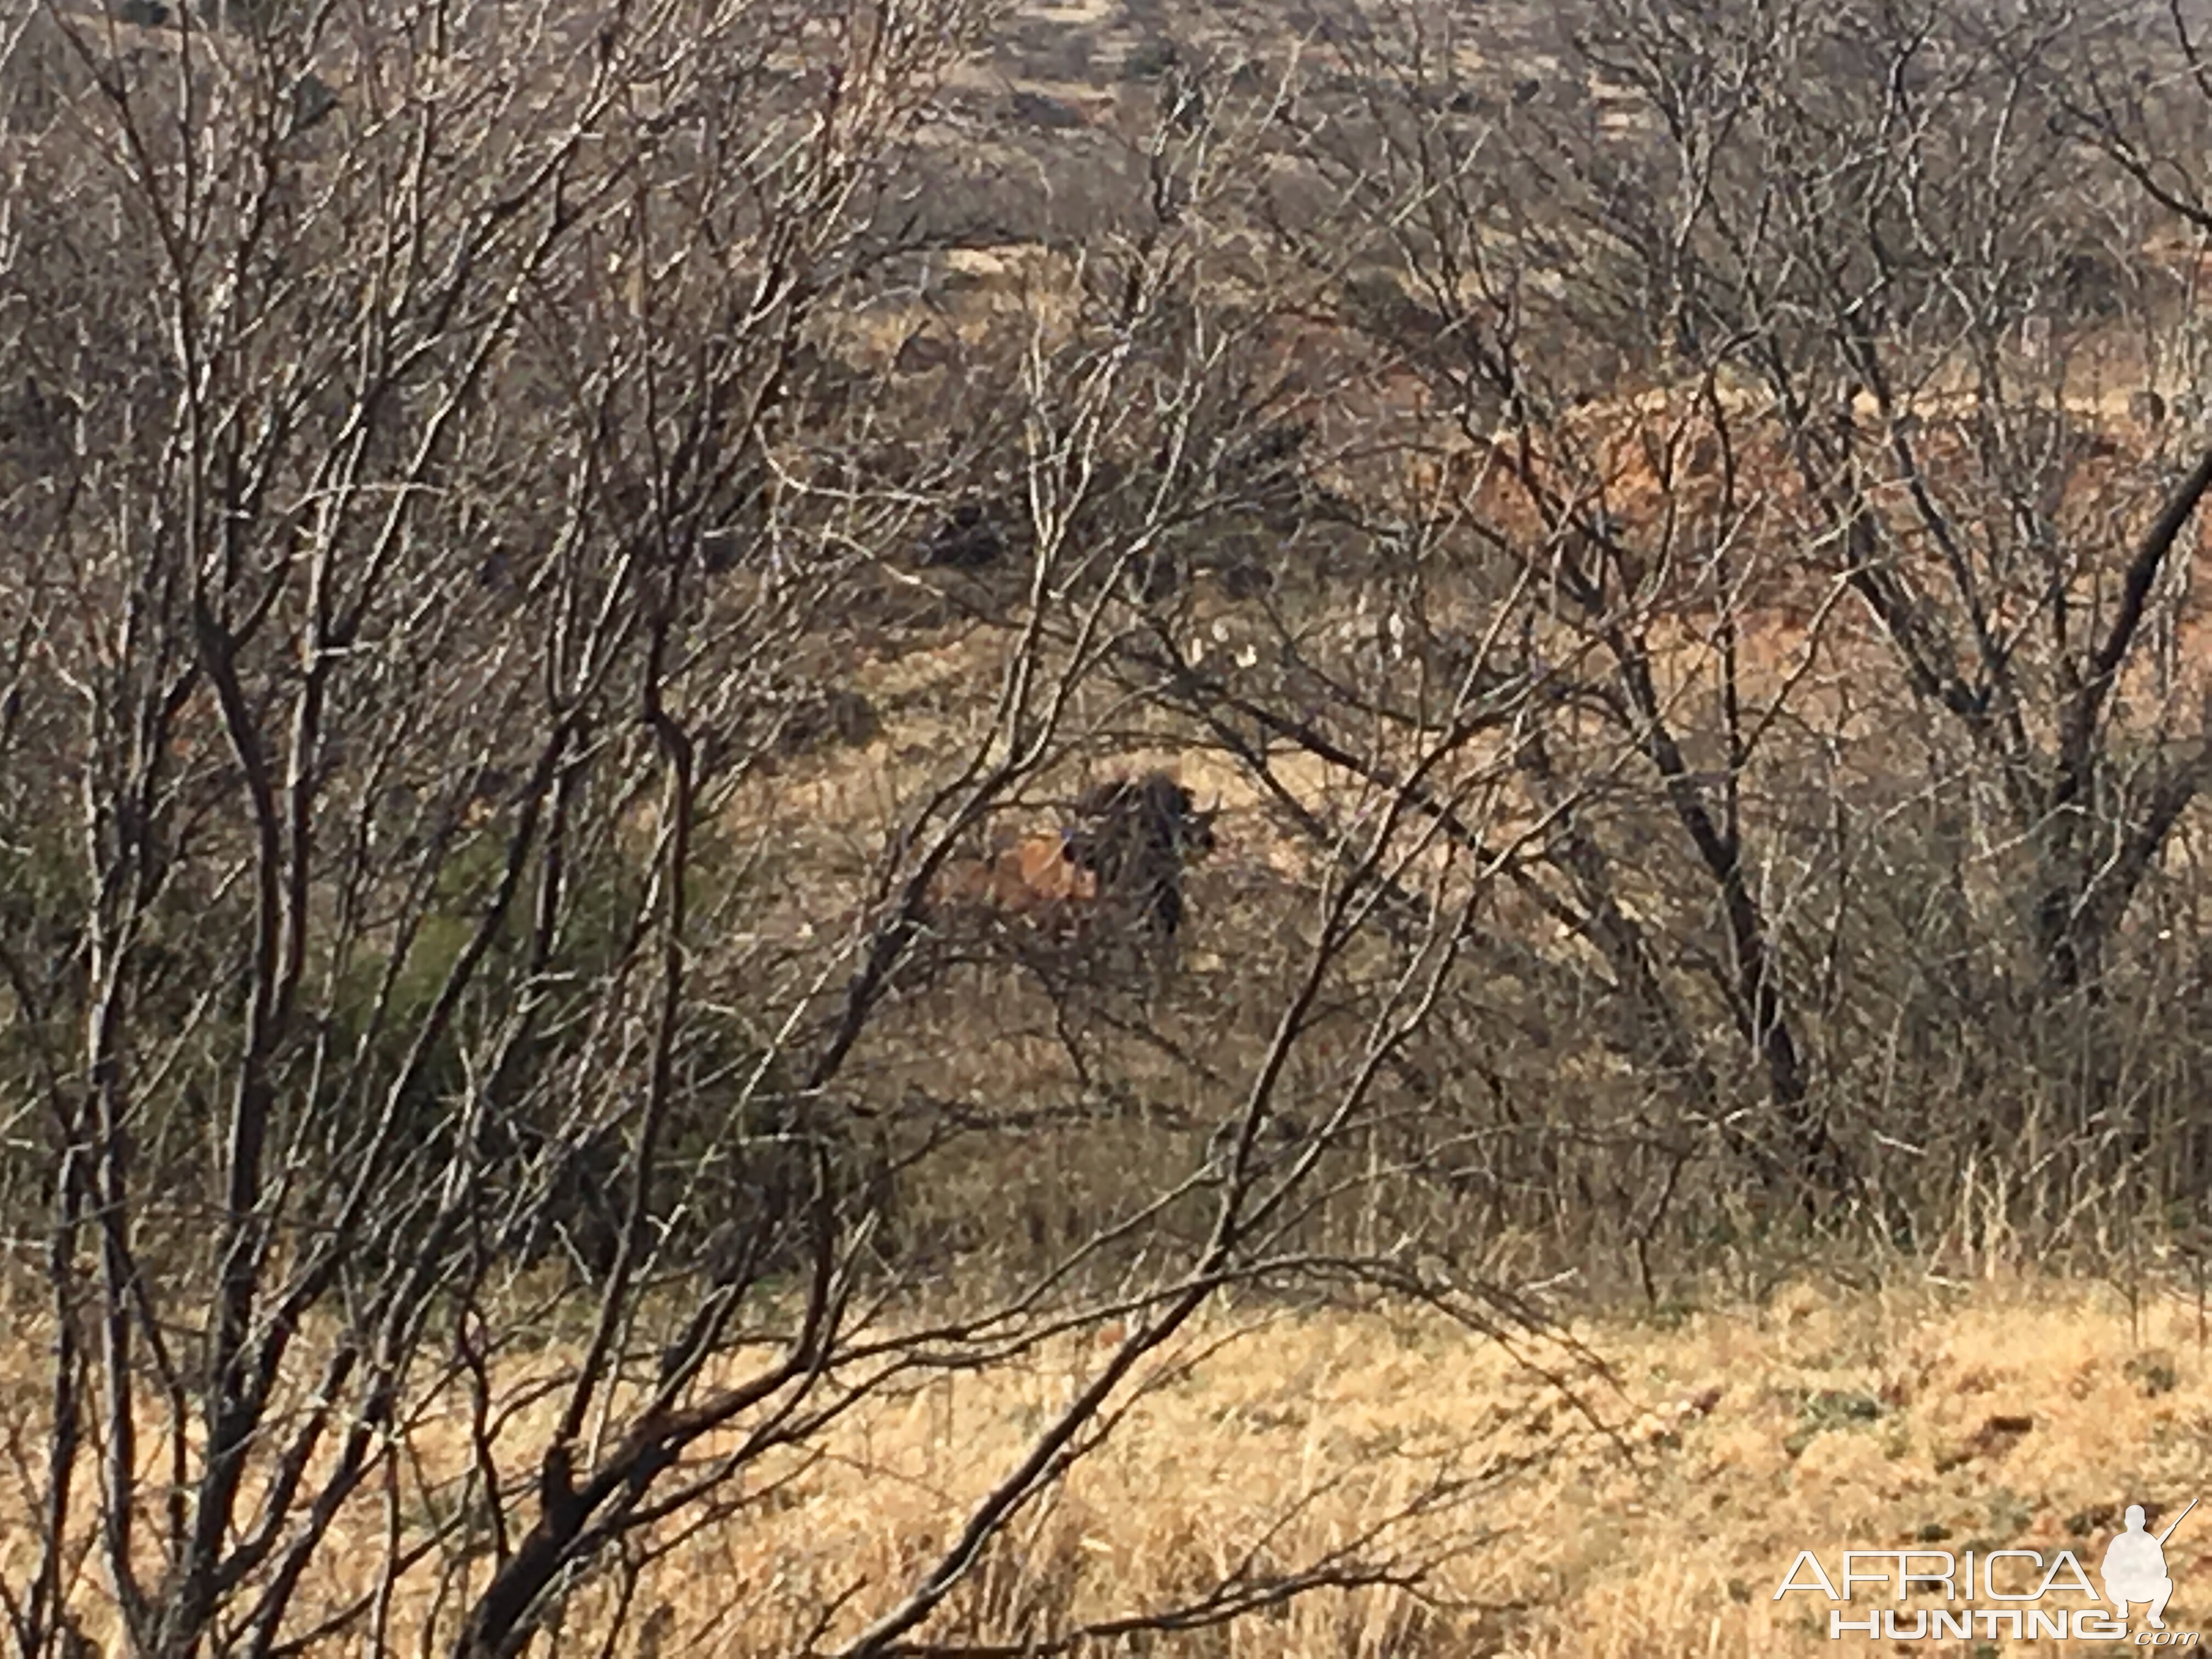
[2106,1500,2194,1631]
[1774,1497,2202,1642]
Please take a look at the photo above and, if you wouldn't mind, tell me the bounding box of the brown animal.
[929,771,1219,950]
[1064,771,1218,942]
[938,828,1098,917]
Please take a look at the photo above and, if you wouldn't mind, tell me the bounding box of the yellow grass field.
[719,1278,2212,1658]
[22,1275,2204,1655]
[821,1278,2212,1659]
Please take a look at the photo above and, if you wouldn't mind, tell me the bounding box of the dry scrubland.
[7,1279,2207,1656]
[653,1280,2212,1657]
[21,0,2212,1647]
[493,1281,2212,1657]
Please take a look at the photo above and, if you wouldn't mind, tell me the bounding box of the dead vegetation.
[14,0,2212,1651]
[0,1277,2200,1656]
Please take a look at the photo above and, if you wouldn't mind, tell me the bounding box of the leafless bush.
[21,0,2212,1644]
[0,0,1604,1651]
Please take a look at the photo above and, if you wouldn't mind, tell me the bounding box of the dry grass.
[664,1277,2212,1658]
[12,1276,2212,1653]
[1514,1276,2212,1657]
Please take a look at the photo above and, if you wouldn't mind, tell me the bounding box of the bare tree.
[0,0,1600,1652]
[1227,0,2212,1246]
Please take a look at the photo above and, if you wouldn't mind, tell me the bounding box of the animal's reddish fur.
[938,832,1097,915]
[929,774,1217,960]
